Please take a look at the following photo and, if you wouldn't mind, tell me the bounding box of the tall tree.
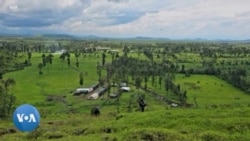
[135,76,142,94]
[102,52,106,66]
[38,63,43,75]
[144,76,148,90]
[59,53,66,68]
[97,62,102,85]
[158,75,162,89]
[164,77,173,95]
[79,72,84,86]
[67,53,71,67]
[46,54,53,73]
[75,51,80,68]
[123,45,129,56]
[42,54,46,66]
[47,54,53,64]
[27,52,32,63]
[111,52,115,63]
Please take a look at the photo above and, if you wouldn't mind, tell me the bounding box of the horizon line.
[0,32,249,41]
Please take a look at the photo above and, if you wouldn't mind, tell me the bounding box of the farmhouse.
[121,87,130,92]
[88,87,108,100]
[74,83,99,96]
[74,88,93,95]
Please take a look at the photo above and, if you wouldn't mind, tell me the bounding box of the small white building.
[121,87,130,92]
[74,88,93,95]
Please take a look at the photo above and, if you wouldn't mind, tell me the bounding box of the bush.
[43,131,64,139]
[0,78,16,118]
[124,129,189,141]
[199,131,227,141]
[26,128,45,140]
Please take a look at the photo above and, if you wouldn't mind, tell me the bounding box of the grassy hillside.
[1,52,250,141]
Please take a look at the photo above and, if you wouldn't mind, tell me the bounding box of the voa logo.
[13,104,40,132]
[16,113,37,122]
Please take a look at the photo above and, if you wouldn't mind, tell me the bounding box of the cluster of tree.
[58,50,82,69]
[38,53,53,75]
[108,56,187,104]
[218,68,250,93]
[174,43,250,94]
[179,63,250,93]
[0,78,16,118]
[0,42,32,78]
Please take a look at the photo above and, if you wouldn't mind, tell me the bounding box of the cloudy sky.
[0,0,250,39]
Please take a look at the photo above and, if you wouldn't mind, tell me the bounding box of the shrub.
[199,131,227,141]
[124,129,189,141]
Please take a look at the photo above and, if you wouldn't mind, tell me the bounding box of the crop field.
[0,38,250,141]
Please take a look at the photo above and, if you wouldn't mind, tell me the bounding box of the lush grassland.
[2,107,250,141]
[175,74,250,107]
[1,52,250,141]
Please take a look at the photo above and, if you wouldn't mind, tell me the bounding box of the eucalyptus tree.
[46,54,53,73]
[42,53,46,66]
[59,52,66,68]
[48,54,53,64]
[135,76,142,94]
[67,53,71,67]
[75,51,80,68]
[27,52,32,63]
[158,75,163,89]
[123,45,130,56]
[102,51,106,66]
[96,62,102,85]
[79,72,84,86]
[38,63,43,75]
[144,76,148,90]
[111,52,115,63]
[164,77,173,95]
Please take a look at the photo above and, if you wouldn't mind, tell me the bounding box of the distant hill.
[0,32,250,43]
[242,39,250,43]
[0,33,33,38]
[41,34,77,39]
[134,36,171,41]
[135,36,154,40]
[0,33,78,39]
[80,35,105,39]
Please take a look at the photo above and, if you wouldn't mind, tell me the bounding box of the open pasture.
[1,39,250,141]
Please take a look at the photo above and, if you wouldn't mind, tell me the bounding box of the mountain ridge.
[0,33,250,42]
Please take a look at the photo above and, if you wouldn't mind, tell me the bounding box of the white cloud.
[0,0,250,39]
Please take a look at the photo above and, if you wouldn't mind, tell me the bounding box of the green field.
[1,50,250,141]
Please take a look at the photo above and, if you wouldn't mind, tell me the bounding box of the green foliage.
[0,78,16,118]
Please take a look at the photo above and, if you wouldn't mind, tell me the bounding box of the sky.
[0,0,250,39]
